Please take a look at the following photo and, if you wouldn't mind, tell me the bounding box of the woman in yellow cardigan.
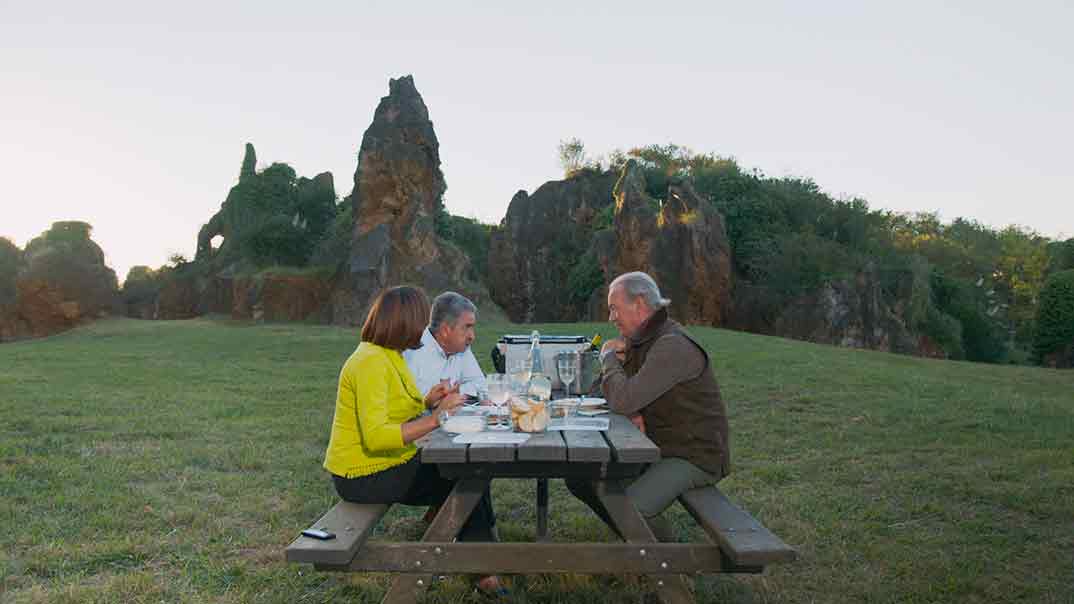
[323,286,505,596]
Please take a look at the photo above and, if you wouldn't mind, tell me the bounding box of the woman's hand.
[424,381,459,409]
[433,391,466,415]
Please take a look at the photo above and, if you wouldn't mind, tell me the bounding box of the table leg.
[536,478,549,541]
[380,478,490,604]
[593,481,695,604]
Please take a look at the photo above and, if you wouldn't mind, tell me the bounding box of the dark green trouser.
[565,457,718,539]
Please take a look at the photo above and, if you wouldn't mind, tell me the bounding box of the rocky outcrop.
[233,274,333,322]
[195,144,336,267]
[589,161,734,326]
[729,263,925,355]
[1,222,119,342]
[488,169,619,322]
[331,75,489,325]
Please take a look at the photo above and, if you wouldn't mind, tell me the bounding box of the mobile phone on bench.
[301,528,336,540]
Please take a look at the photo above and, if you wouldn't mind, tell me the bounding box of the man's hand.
[628,413,646,434]
[601,337,627,362]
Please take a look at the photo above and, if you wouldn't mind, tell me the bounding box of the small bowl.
[550,399,580,420]
[442,415,485,434]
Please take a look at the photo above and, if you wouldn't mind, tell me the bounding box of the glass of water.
[486,374,511,431]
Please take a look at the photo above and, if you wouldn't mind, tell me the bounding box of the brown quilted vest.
[624,308,731,478]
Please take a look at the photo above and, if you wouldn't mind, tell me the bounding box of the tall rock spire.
[239,143,256,182]
[331,75,490,325]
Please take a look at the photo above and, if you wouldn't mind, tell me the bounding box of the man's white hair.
[609,271,671,309]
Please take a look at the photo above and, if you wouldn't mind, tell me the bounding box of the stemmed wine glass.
[486,374,510,431]
[557,352,578,398]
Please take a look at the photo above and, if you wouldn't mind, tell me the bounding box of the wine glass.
[486,374,510,431]
[557,352,578,398]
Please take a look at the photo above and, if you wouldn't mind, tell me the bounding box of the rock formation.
[146,143,338,321]
[589,161,734,326]
[488,169,619,322]
[195,144,336,268]
[1,222,119,342]
[331,75,489,325]
[728,263,928,356]
[487,161,733,326]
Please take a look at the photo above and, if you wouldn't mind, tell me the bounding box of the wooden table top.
[417,412,660,467]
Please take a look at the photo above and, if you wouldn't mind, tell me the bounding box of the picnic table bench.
[287,413,795,603]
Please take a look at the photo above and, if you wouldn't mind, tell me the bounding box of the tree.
[0,237,22,309]
[1032,269,1074,366]
[558,138,589,177]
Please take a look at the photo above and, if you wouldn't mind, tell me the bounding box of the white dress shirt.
[403,328,488,397]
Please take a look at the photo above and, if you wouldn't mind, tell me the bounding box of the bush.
[756,232,858,298]
[310,202,353,268]
[241,216,312,267]
[0,237,22,309]
[1032,270,1074,364]
[930,270,1007,363]
[566,249,604,314]
[434,210,492,281]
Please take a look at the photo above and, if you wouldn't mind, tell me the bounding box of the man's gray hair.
[429,291,477,332]
[609,271,671,309]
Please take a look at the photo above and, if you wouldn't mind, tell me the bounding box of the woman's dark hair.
[361,286,430,350]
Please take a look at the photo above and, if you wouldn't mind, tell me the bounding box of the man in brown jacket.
[566,271,730,540]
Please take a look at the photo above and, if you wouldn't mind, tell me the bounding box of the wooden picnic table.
[287,409,795,603]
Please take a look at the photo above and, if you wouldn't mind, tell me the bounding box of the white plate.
[578,408,609,416]
[578,397,606,407]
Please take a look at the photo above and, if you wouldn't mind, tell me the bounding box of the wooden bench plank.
[679,486,796,566]
[285,501,389,566]
[417,428,468,463]
[563,429,610,462]
[604,413,660,463]
[516,429,567,461]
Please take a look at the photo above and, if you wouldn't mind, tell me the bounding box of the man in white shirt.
[404,291,489,399]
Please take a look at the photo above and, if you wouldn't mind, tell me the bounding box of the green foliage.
[1047,237,1074,273]
[754,232,858,297]
[565,249,604,314]
[923,304,965,360]
[434,209,493,281]
[42,220,92,243]
[19,221,118,315]
[241,216,312,268]
[309,201,353,268]
[930,270,1007,363]
[1032,270,1074,363]
[558,137,588,177]
[120,265,163,307]
[0,237,22,309]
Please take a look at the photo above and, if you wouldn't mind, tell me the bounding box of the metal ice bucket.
[567,350,601,396]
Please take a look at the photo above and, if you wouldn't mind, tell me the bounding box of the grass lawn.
[1,316,1072,603]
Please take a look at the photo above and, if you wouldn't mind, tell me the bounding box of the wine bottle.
[588,334,602,352]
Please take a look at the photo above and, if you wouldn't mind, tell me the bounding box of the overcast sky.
[3,1,1072,282]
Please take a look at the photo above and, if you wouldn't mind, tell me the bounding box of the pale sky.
[3,1,1072,283]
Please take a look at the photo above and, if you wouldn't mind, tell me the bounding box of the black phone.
[301,528,336,540]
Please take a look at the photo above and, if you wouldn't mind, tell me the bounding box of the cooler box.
[496,335,590,391]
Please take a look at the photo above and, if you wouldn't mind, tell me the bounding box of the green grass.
[2,316,1072,603]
